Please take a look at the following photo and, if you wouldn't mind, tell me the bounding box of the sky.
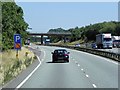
[15,1,118,33]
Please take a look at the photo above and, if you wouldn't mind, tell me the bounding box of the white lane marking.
[78,64,80,67]
[16,56,41,89]
[86,74,89,78]
[71,49,118,65]
[73,59,75,60]
[101,58,118,65]
[81,68,84,71]
[92,84,97,88]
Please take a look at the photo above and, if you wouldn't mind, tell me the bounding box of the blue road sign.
[14,34,21,50]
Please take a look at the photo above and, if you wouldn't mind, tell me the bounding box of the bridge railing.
[45,44,120,62]
[47,32,71,35]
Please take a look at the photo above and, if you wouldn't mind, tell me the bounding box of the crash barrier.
[45,44,120,62]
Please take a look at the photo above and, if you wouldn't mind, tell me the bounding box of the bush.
[3,57,34,84]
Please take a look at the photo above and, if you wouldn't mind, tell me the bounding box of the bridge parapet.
[47,31,71,35]
[29,32,71,36]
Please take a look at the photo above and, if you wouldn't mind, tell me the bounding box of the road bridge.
[29,32,71,44]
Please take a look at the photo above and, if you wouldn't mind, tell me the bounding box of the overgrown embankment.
[0,47,36,86]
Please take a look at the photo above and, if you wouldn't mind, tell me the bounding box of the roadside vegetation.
[0,38,1,51]
[1,2,28,51]
[0,1,36,86]
[48,21,120,44]
[0,0,120,86]
[0,47,35,85]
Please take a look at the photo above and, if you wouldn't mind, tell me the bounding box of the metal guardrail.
[45,44,120,62]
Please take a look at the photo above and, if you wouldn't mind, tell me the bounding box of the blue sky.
[16,2,118,33]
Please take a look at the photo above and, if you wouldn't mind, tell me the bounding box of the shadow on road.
[46,61,68,63]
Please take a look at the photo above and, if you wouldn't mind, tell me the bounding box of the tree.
[48,21,119,43]
[2,2,28,51]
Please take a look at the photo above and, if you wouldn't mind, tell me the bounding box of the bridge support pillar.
[63,36,66,43]
[41,35,43,44]
[34,36,36,42]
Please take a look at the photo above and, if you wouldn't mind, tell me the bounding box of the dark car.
[52,49,70,63]
[91,43,97,49]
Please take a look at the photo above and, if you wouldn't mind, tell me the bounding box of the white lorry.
[45,39,50,45]
[112,36,120,48]
[96,33,112,49]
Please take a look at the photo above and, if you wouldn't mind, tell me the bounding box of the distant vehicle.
[75,43,80,47]
[25,38,30,45]
[113,40,120,48]
[45,39,50,45]
[51,49,70,63]
[112,36,120,48]
[91,43,97,49]
[96,33,112,49]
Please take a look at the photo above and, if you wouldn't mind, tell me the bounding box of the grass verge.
[0,47,35,86]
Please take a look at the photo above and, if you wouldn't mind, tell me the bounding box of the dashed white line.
[92,84,97,88]
[86,74,89,78]
[78,64,80,67]
[81,68,84,71]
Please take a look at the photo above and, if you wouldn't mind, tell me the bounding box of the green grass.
[51,39,85,46]
[67,39,84,45]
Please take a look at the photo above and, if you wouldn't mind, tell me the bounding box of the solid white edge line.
[81,50,118,65]
[72,49,118,65]
[92,84,97,88]
[15,56,41,89]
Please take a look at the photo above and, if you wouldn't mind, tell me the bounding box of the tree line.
[1,2,28,51]
[48,21,120,43]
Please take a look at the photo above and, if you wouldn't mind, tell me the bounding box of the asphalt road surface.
[98,48,120,54]
[3,45,119,89]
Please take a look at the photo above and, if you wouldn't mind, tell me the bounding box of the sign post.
[14,34,21,58]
